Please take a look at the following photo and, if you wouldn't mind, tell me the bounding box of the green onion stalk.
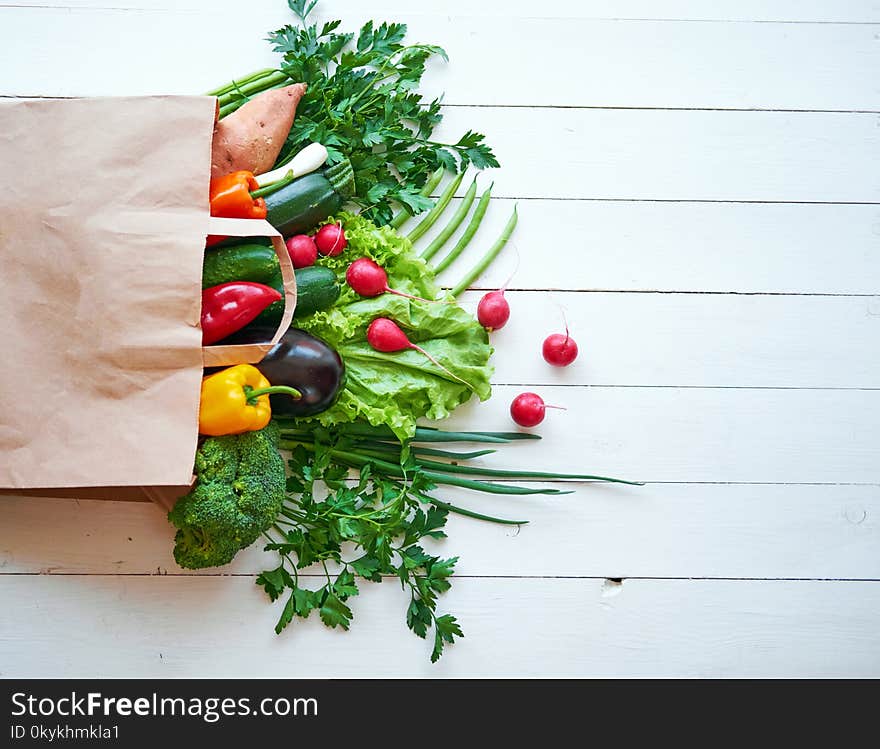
[272,419,641,525]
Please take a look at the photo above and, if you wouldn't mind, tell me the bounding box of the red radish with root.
[477,291,510,331]
[542,314,579,367]
[510,392,565,427]
[366,318,473,390]
[477,254,517,331]
[286,234,318,268]
[315,222,347,256]
[346,258,435,303]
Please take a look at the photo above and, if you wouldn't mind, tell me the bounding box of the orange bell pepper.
[209,171,268,219]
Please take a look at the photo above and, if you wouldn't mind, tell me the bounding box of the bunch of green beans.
[392,170,518,297]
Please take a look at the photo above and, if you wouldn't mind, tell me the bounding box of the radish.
[477,290,510,331]
[315,222,347,256]
[346,258,434,303]
[510,392,564,428]
[542,322,579,367]
[286,234,318,268]
[366,318,473,389]
[476,252,518,331]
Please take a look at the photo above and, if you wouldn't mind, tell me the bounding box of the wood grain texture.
[430,108,880,202]
[4,1,878,23]
[456,292,880,387]
[2,482,877,579]
[1,576,878,677]
[2,0,879,677]
[1,5,878,109]
[416,200,880,294]
[438,385,880,483]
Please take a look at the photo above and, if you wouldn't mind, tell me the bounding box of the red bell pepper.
[201,282,281,345]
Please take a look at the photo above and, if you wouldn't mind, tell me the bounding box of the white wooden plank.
[4,1,878,24]
[1,576,877,677]
[415,199,880,294]
[438,386,880,483]
[2,483,877,579]
[0,387,874,489]
[0,100,872,203]
[431,108,880,202]
[0,7,878,110]
[457,292,880,388]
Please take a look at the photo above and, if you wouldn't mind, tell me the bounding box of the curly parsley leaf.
[262,2,498,224]
[256,430,462,661]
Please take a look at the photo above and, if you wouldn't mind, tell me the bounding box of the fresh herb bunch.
[215,0,499,225]
[257,443,463,663]
[256,420,640,662]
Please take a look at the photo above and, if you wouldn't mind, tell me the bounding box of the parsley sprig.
[257,444,463,662]
[213,0,499,225]
[256,421,640,662]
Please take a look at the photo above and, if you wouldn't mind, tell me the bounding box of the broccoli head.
[168,422,286,569]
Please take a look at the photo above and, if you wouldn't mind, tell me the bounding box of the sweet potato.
[211,83,306,178]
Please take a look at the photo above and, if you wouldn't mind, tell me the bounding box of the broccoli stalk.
[168,423,286,569]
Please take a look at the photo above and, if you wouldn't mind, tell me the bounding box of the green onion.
[416,494,527,525]
[274,420,542,444]
[389,167,445,229]
[433,183,492,273]
[205,68,277,97]
[451,205,518,297]
[412,447,497,460]
[217,78,290,118]
[420,178,478,262]
[216,70,290,107]
[249,170,295,199]
[407,171,464,243]
[414,458,644,486]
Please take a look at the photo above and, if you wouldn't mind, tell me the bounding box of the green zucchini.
[255,265,340,325]
[265,159,356,237]
[202,242,278,289]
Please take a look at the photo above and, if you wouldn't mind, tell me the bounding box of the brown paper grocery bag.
[0,97,296,510]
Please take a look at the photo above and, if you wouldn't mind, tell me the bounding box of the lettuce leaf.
[296,212,493,440]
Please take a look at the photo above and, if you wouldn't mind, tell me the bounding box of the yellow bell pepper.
[198,364,301,437]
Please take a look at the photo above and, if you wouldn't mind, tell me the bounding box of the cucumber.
[202,242,278,289]
[265,159,356,237]
[255,265,340,325]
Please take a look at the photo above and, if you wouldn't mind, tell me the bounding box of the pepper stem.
[249,170,295,200]
[244,384,302,405]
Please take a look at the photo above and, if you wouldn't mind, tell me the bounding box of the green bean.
[433,183,492,274]
[406,171,464,243]
[420,178,478,262]
[389,167,445,229]
[450,205,518,297]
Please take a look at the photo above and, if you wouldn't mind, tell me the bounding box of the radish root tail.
[412,344,475,391]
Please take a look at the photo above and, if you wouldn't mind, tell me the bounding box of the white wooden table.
[1,0,878,677]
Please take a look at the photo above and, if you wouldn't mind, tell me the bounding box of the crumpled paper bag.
[0,96,295,507]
